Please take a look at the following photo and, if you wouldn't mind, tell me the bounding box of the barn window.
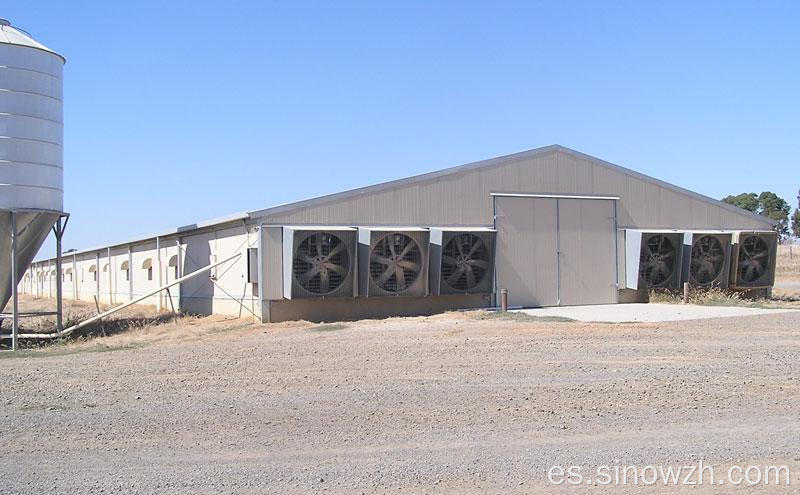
[168,255,179,279]
[65,268,73,282]
[120,261,130,281]
[142,258,153,281]
[89,264,97,282]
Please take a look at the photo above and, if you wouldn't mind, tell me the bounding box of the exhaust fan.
[359,228,429,297]
[283,227,357,299]
[638,232,683,289]
[687,233,731,288]
[730,231,778,289]
[429,228,495,295]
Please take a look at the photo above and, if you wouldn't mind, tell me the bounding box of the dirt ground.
[1,301,800,493]
[1,250,799,493]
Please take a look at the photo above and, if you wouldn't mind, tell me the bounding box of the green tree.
[722,191,791,238]
[722,192,759,212]
[758,191,790,238]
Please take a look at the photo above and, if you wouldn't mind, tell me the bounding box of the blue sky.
[6,1,799,254]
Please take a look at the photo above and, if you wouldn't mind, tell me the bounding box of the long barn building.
[21,145,778,322]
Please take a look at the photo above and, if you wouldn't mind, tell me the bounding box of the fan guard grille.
[690,235,725,285]
[441,233,490,291]
[292,233,350,294]
[638,234,677,288]
[369,233,422,293]
[737,235,770,283]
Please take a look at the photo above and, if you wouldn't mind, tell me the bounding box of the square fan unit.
[730,231,778,289]
[358,228,430,297]
[637,232,684,289]
[429,228,495,295]
[282,227,358,299]
[684,232,732,288]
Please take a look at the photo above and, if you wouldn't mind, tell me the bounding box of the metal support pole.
[11,212,19,351]
[156,237,162,312]
[54,217,63,333]
[500,288,508,312]
[683,282,690,304]
[47,258,51,298]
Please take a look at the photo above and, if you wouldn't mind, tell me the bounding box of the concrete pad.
[513,303,798,323]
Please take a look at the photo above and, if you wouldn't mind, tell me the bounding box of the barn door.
[557,198,618,306]
[494,196,559,307]
[494,195,618,307]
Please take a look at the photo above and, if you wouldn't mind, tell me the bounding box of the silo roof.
[0,18,65,62]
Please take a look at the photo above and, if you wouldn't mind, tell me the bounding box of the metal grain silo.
[0,18,65,321]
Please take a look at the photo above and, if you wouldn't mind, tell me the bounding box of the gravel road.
[2,310,800,493]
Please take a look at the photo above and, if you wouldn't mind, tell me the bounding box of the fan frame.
[687,233,731,288]
[360,228,430,297]
[730,231,778,289]
[637,233,682,289]
[284,228,358,299]
[436,230,496,295]
[292,231,352,296]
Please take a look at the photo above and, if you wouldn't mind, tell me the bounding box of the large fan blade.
[328,264,347,275]
[446,266,466,285]
[394,266,407,290]
[371,254,392,265]
[298,267,321,283]
[299,253,316,264]
[442,255,459,266]
[315,233,324,257]
[378,266,394,285]
[399,240,415,258]
[465,265,476,288]
[319,270,330,293]
[467,259,489,269]
[467,238,484,257]
[327,242,345,258]
[455,238,465,256]
[388,239,397,257]
[396,260,420,272]
[744,263,756,281]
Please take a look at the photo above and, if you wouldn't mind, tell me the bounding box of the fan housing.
[434,230,495,295]
[730,231,778,288]
[687,233,731,288]
[284,228,357,299]
[637,232,682,289]
[360,228,429,297]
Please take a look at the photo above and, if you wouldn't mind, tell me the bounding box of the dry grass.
[776,244,800,278]
[0,295,269,353]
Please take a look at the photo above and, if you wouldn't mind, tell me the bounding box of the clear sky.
[6,1,799,255]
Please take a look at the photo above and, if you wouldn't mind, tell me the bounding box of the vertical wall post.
[156,236,162,312]
[95,251,100,300]
[72,253,77,300]
[107,247,112,304]
[127,245,133,301]
[256,225,265,322]
[54,217,63,333]
[10,212,19,351]
[176,237,182,312]
[47,258,51,298]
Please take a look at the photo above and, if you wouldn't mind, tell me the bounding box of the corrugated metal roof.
[248,145,776,227]
[33,144,775,264]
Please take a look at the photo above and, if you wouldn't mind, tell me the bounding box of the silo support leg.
[10,212,18,351]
